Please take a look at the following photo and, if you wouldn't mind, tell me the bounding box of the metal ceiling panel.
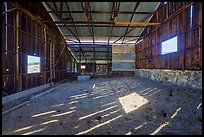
[58,27,71,35]
[49,13,60,21]
[81,48,94,51]
[90,2,113,12]
[91,13,111,22]
[136,2,160,12]
[62,2,68,11]
[111,27,127,36]
[76,27,90,35]
[68,2,83,11]
[119,2,137,12]
[79,36,93,42]
[94,27,110,35]
[94,48,110,51]
[71,13,86,21]
[54,2,61,11]
[59,28,77,38]
[94,36,108,42]
[95,52,108,56]
[61,13,72,19]
[42,2,161,63]
[126,28,144,36]
[117,13,131,22]
[131,14,148,22]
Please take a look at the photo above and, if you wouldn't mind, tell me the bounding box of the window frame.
[161,36,178,55]
[27,55,41,74]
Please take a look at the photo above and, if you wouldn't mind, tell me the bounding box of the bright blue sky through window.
[161,36,177,55]
[28,55,40,64]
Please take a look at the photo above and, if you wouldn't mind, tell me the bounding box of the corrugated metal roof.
[136,2,160,12]
[119,2,137,12]
[68,2,83,11]
[90,2,113,12]
[42,2,161,62]
[92,13,111,22]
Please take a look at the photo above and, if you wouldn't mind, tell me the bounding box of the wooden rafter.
[112,11,155,44]
[65,2,80,42]
[81,2,95,45]
[48,10,153,14]
[122,11,154,44]
[45,2,80,42]
[115,22,160,26]
[122,2,140,44]
[46,2,86,62]
[108,2,120,45]
[113,25,141,44]
[60,2,63,18]
[56,24,145,28]
[108,2,115,45]
[88,2,95,44]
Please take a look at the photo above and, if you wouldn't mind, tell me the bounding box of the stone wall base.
[112,71,134,76]
[134,69,202,89]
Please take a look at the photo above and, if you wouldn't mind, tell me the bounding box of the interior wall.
[135,2,202,70]
[112,44,135,71]
[78,63,112,76]
[2,2,76,96]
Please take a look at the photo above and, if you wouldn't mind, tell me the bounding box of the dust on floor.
[2,76,202,135]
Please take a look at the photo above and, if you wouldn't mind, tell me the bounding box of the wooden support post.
[93,46,96,76]
[15,9,22,92]
[181,8,186,70]
[155,11,159,69]
[107,46,109,75]
[199,3,202,69]
[52,33,55,81]
[43,28,46,84]
[19,11,23,91]
[79,48,81,74]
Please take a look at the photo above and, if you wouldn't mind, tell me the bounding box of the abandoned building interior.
[2,2,202,135]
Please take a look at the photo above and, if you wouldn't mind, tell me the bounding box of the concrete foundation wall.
[112,71,134,76]
[134,69,202,89]
[2,83,51,105]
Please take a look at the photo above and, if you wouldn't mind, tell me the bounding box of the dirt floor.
[2,76,202,135]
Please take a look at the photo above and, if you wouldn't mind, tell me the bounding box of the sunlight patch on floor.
[76,115,123,135]
[32,110,56,118]
[150,121,170,135]
[21,127,47,135]
[119,92,148,114]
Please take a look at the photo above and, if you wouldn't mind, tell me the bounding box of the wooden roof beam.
[115,22,160,26]
[45,2,80,42]
[122,2,140,44]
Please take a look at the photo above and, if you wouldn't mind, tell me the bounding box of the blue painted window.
[161,36,178,55]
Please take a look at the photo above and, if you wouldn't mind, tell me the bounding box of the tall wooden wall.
[135,2,202,70]
[2,2,77,96]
